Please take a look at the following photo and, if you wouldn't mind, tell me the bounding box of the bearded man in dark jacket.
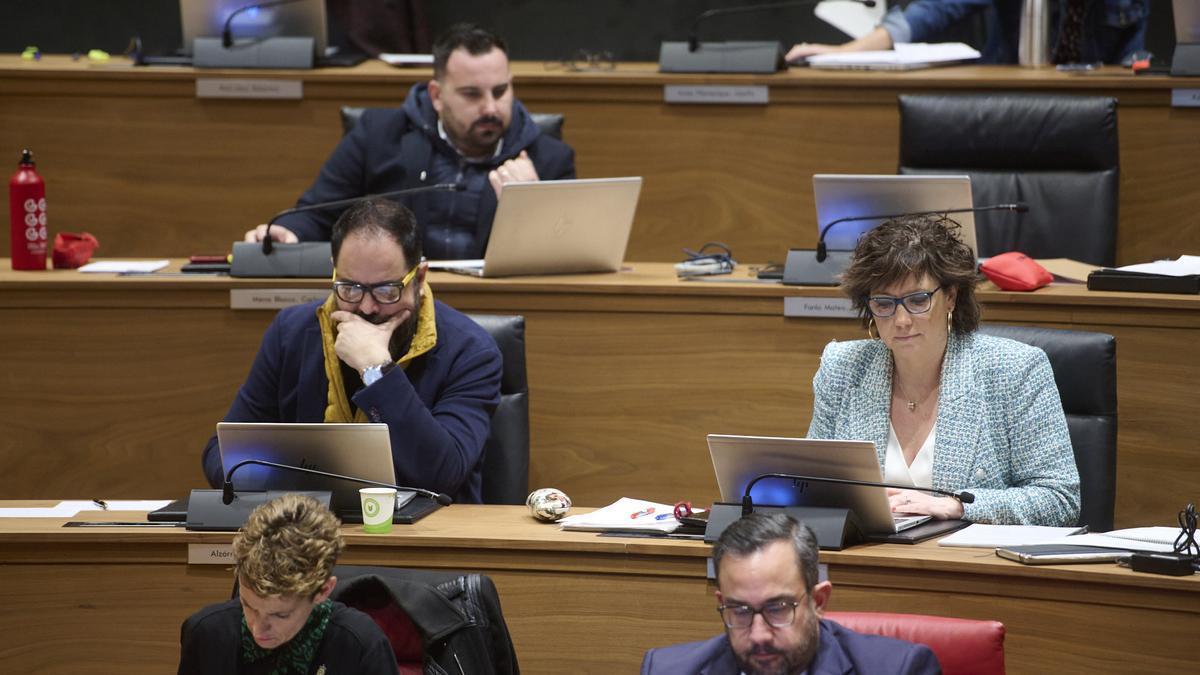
[245,23,576,260]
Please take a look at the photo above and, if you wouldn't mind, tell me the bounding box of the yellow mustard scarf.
[315,285,438,423]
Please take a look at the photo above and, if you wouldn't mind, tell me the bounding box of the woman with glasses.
[807,215,1080,525]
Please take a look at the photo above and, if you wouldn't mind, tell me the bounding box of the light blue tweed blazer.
[807,332,1080,526]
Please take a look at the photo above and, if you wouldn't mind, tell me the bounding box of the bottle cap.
[20,149,33,165]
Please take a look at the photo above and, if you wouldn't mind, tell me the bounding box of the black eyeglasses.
[716,599,803,629]
[866,287,942,318]
[332,266,418,305]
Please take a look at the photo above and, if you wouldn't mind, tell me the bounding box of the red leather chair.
[825,611,1005,675]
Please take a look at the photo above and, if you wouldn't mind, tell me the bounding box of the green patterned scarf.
[240,599,333,675]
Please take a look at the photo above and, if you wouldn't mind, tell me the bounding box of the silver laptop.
[438,177,642,277]
[180,0,328,56]
[813,174,979,259]
[707,434,930,534]
[216,422,406,515]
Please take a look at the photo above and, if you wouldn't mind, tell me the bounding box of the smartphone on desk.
[996,544,1128,565]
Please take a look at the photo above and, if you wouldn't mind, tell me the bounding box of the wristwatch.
[361,361,395,387]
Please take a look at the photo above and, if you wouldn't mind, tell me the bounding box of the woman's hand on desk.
[888,488,965,520]
[244,224,299,244]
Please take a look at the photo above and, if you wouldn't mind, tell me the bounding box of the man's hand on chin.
[330,310,408,373]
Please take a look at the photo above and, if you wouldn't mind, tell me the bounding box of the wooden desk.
[0,504,1195,674]
[1,57,1198,264]
[0,262,1196,529]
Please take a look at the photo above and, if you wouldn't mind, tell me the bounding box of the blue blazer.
[201,299,501,503]
[641,619,941,675]
[808,332,1079,526]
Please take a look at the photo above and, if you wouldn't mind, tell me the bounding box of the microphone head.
[740,493,754,517]
[221,481,235,505]
[958,491,975,504]
[434,493,454,507]
[688,35,700,52]
[1012,202,1030,214]
[261,235,274,255]
[222,30,233,49]
[815,241,828,263]
[861,0,877,7]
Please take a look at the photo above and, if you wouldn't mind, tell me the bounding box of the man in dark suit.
[642,513,941,675]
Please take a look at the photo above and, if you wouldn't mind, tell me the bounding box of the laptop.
[707,434,930,534]
[180,0,328,56]
[216,422,413,520]
[436,177,642,277]
[812,174,979,260]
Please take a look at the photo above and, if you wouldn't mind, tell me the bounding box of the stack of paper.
[807,42,981,71]
[1039,527,1181,553]
[558,498,685,534]
[937,524,1085,548]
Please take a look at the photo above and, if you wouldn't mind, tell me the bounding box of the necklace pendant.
[906,401,916,412]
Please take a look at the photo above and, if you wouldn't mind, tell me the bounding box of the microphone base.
[1172,43,1200,76]
[703,502,866,550]
[782,248,853,286]
[230,241,334,278]
[185,489,332,531]
[193,36,315,69]
[659,41,784,73]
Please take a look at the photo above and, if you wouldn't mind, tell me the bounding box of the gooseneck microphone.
[262,183,464,255]
[815,202,1029,262]
[221,458,454,507]
[688,0,878,52]
[222,0,306,48]
[740,471,975,517]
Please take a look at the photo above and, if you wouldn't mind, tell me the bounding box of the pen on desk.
[92,499,108,511]
[630,507,656,519]
[655,512,677,521]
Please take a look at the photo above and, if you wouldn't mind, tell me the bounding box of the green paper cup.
[360,487,396,533]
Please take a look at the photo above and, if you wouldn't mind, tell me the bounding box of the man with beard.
[244,23,576,261]
[204,198,502,503]
[641,513,940,675]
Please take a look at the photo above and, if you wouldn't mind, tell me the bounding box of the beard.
[730,610,820,675]
[356,308,419,360]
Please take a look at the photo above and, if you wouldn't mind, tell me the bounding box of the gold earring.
[868,318,878,340]
[946,310,953,335]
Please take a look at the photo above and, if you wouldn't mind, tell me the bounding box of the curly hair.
[233,494,344,599]
[839,215,982,335]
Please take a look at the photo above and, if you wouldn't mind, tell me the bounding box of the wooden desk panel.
[2,58,1198,265]
[0,505,1195,674]
[0,263,1196,528]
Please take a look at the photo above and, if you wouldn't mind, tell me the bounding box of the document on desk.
[937,523,1085,548]
[558,498,696,534]
[807,42,981,70]
[78,260,169,274]
[1110,255,1200,277]
[0,500,172,518]
[1039,527,1181,553]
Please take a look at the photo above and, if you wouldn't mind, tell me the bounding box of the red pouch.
[52,232,100,269]
[980,251,1052,291]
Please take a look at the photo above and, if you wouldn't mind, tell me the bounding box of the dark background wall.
[0,0,1180,62]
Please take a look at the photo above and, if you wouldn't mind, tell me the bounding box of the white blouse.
[884,423,935,489]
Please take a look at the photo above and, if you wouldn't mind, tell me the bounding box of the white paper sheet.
[1113,255,1200,277]
[78,260,169,273]
[937,523,1085,548]
[0,500,173,518]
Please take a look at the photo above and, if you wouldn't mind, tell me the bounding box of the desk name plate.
[1171,89,1200,108]
[196,78,303,100]
[783,296,857,318]
[664,85,769,105]
[230,289,328,309]
[188,543,234,565]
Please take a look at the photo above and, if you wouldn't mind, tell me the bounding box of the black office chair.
[339,105,565,139]
[466,314,530,505]
[899,95,1119,267]
[978,325,1117,531]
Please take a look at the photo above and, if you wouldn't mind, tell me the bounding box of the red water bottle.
[9,149,48,270]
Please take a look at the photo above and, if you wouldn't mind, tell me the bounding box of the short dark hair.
[432,23,507,79]
[331,198,422,268]
[712,513,819,590]
[839,215,982,335]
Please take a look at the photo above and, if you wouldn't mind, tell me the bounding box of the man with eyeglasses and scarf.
[205,198,502,504]
[642,513,940,675]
